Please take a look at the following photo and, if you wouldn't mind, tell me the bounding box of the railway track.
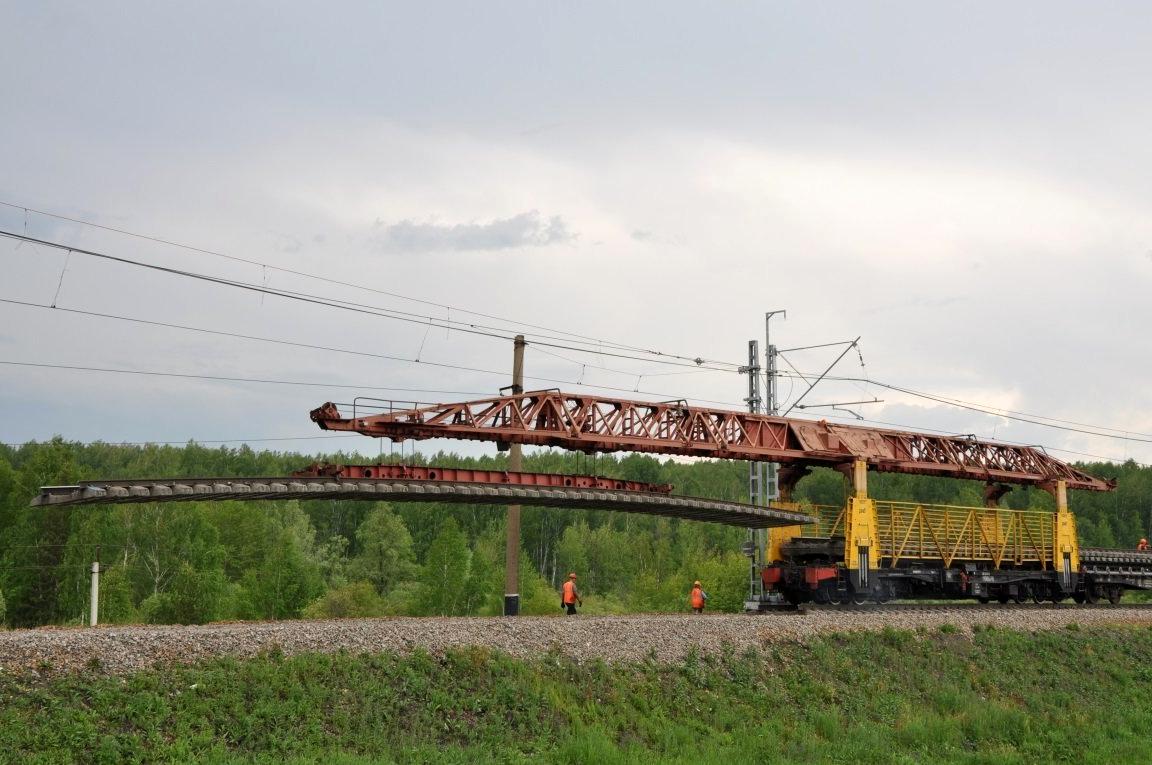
[799,601,1152,615]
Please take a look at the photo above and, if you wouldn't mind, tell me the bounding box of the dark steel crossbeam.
[32,477,815,529]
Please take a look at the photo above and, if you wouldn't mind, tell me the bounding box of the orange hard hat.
[568,572,577,579]
[694,580,701,586]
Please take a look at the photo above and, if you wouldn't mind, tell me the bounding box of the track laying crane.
[312,390,1152,606]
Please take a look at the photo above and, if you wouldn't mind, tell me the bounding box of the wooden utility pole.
[503,335,526,615]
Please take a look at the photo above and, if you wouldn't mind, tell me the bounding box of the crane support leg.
[844,460,879,596]
[1046,479,1080,593]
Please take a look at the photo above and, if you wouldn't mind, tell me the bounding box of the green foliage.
[0,585,6,626]
[0,440,1149,627]
[691,551,750,613]
[418,517,471,616]
[96,565,137,624]
[346,505,416,595]
[142,562,233,625]
[302,581,386,619]
[3,627,1152,763]
[238,523,325,620]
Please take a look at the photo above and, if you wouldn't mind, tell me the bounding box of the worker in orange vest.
[689,580,708,614]
[561,572,583,615]
[1139,538,1149,552]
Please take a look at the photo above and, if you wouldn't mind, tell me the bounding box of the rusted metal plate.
[292,462,673,493]
[310,392,1114,492]
[31,478,816,529]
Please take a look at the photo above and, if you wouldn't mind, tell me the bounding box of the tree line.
[0,439,1148,627]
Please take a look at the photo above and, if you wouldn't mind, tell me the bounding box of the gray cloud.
[274,233,302,253]
[372,211,575,254]
[3,3,1151,464]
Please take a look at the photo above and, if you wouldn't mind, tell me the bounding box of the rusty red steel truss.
[310,391,1114,492]
[292,461,672,493]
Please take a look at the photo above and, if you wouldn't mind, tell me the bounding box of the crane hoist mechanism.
[311,391,1152,607]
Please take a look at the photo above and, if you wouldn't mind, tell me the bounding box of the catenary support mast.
[504,335,526,616]
[741,340,764,602]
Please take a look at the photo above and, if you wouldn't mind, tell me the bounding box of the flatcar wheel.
[1030,588,1044,604]
[996,593,1010,605]
[1012,588,1026,604]
[977,596,990,604]
[1072,592,1086,604]
[1107,587,1123,605]
[1084,588,1100,605]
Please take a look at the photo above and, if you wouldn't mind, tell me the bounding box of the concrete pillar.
[89,562,100,627]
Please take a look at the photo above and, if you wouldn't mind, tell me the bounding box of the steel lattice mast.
[310,391,1114,492]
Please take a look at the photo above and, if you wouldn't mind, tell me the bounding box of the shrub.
[302,582,387,619]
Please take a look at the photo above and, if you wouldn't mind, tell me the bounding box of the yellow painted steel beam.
[767,501,805,564]
[1053,479,1080,572]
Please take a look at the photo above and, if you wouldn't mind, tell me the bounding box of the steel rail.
[31,477,816,529]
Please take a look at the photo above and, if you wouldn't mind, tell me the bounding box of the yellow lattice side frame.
[873,501,1056,569]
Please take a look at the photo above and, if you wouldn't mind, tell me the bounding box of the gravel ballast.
[2,606,1151,676]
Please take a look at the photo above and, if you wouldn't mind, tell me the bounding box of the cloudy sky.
[2,2,1150,467]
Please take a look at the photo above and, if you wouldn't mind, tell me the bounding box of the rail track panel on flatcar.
[764,500,1152,606]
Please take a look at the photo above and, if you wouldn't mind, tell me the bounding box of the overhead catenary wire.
[0,298,746,407]
[530,344,713,380]
[0,204,744,368]
[6,345,1151,461]
[0,229,743,373]
[3,232,1147,448]
[773,371,1152,445]
[772,369,1152,438]
[15,221,1139,437]
[2,435,373,448]
[3,296,1148,448]
[780,338,860,417]
[0,360,498,395]
[4,291,1147,452]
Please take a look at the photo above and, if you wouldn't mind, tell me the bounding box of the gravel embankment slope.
[2,606,1151,676]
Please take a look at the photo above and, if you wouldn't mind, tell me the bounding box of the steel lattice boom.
[310,391,1113,492]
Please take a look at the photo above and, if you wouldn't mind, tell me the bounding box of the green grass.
[4,627,1152,763]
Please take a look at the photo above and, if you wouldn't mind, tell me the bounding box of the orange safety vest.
[690,586,705,609]
[563,580,578,604]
